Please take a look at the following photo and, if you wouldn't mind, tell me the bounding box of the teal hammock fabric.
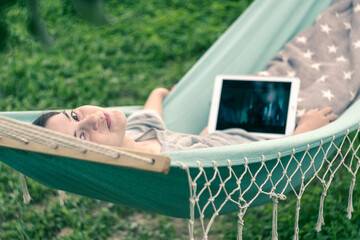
[3,0,358,220]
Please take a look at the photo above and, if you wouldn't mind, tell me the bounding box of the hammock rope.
[178,124,359,239]
[272,197,279,240]
[20,173,32,204]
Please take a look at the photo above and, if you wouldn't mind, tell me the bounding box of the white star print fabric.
[262,0,360,122]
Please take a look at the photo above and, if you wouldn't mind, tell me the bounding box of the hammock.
[1,0,359,239]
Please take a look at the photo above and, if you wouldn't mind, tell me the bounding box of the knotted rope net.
[179,125,360,240]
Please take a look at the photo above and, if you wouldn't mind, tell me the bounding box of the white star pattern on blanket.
[328,45,337,53]
[296,108,306,118]
[296,36,307,44]
[287,71,296,77]
[355,4,360,12]
[322,90,335,101]
[317,75,328,83]
[344,21,352,30]
[336,55,347,62]
[263,0,360,123]
[311,63,321,70]
[320,24,332,34]
[350,91,356,100]
[354,40,360,48]
[344,71,353,80]
[304,49,314,59]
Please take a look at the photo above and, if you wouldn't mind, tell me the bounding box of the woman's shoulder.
[127,109,163,121]
[126,110,166,132]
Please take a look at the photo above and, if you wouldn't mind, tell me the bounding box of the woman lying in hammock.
[33,87,338,153]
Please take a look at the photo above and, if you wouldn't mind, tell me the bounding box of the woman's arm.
[143,88,170,117]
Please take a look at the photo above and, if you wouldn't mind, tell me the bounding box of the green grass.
[0,0,359,239]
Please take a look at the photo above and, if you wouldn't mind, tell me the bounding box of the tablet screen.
[216,80,291,134]
[208,75,300,138]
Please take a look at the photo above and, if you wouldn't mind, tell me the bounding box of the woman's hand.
[293,107,338,135]
[151,88,170,100]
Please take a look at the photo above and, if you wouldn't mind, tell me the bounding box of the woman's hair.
[33,111,60,127]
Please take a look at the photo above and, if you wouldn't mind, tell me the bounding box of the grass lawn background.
[0,0,359,239]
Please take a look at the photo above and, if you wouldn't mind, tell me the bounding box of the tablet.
[208,75,300,138]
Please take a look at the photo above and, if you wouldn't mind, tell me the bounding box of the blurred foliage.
[0,0,252,111]
[0,0,108,48]
[69,0,108,25]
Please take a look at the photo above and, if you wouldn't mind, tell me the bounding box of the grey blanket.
[262,0,360,122]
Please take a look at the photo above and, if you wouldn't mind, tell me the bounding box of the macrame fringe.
[188,219,195,240]
[272,197,279,240]
[316,187,327,232]
[176,126,359,240]
[20,173,32,204]
[293,197,301,240]
[347,176,356,219]
[237,211,244,240]
[58,190,67,206]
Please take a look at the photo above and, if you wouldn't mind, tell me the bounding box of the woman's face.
[45,105,127,147]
